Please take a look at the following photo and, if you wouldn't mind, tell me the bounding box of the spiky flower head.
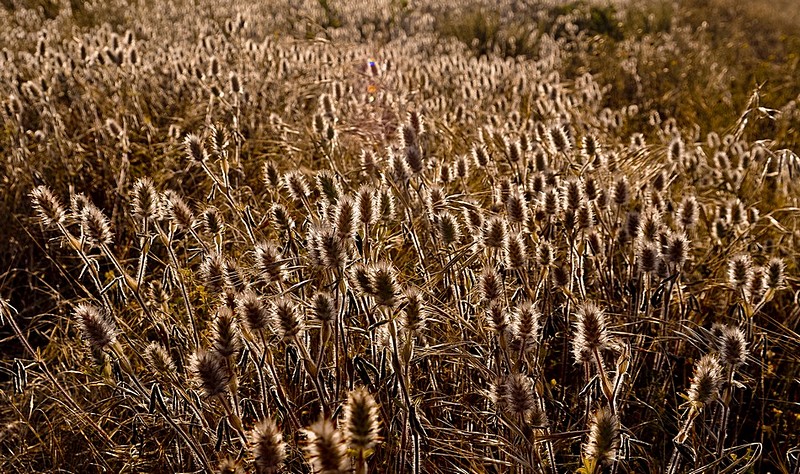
[250,418,286,474]
[370,262,400,308]
[31,185,66,228]
[304,418,348,474]
[511,301,541,354]
[687,354,723,408]
[572,301,610,364]
[401,288,428,338]
[480,265,503,302]
[74,303,117,350]
[716,325,748,368]
[189,350,231,398]
[184,134,208,162]
[272,297,303,341]
[727,254,753,292]
[254,241,285,284]
[482,217,507,249]
[144,342,175,376]
[81,203,113,246]
[343,387,381,455]
[765,257,786,290]
[131,177,158,223]
[311,292,337,325]
[584,407,620,468]
[212,306,242,358]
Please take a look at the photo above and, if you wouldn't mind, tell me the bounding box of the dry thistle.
[369,262,399,308]
[144,342,175,376]
[343,388,381,456]
[81,203,113,246]
[304,418,348,474]
[131,177,158,223]
[272,297,303,341]
[237,290,271,332]
[479,266,503,302]
[572,301,610,364]
[687,354,723,408]
[250,418,286,474]
[311,292,337,325]
[189,350,231,398]
[716,325,748,368]
[31,185,66,228]
[584,406,620,468]
[74,303,117,351]
[212,306,242,358]
[727,254,753,292]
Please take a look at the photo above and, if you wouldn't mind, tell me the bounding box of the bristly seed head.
[237,289,271,332]
[343,387,381,455]
[31,185,66,228]
[250,418,286,474]
[189,350,231,398]
[74,303,118,350]
[584,406,620,467]
[687,353,723,408]
[81,203,113,246]
[572,301,610,364]
[304,418,347,474]
[716,325,748,368]
[272,297,303,341]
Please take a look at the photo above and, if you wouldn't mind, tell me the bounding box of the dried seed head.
[401,288,428,337]
[678,195,699,229]
[504,374,544,425]
[564,179,584,211]
[542,188,560,216]
[311,292,337,324]
[766,257,786,290]
[344,388,381,455]
[189,350,231,398]
[209,123,230,156]
[487,303,508,333]
[637,240,660,273]
[131,178,158,223]
[472,144,489,168]
[455,154,470,179]
[273,297,303,341]
[334,197,356,240]
[668,136,684,162]
[201,252,226,295]
[356,185,375,226]
[304,418,347,474]
[480,266,503,302]
[316,170,342,205]
[212,306,241,358]
[537,241,555,268]
[728,254,753,292]
[166,192,195,232]
[202,207,225,236]
[584,407,620,467]
[263,161,281,189]
[482,217,507,249]
[250,418,286,474]
[437,212,461,246]
[611,177,629,207]
[254,241,286,283]
[237,290,271,332]
[74,303,117,350]
[506,190,527,225]
[717,325,748,368]
[81,204,113,246]
[31,185,66,228]
[688,354,723,407]
[665,232,689,266]
[370,262,400,307]
[572,301,609,364]
[144,342,175,375]
[512,301,541,353]
[184,134,208,162]
[284,171,310,203]
[504,232,528,270]
[223,259,248,293]
[377,187,396,221]
[576,205,594,230]
[350,263,374,296]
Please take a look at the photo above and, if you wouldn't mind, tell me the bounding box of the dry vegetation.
[1,0,800,472]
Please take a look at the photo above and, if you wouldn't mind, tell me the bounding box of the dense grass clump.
[2,0,799,473]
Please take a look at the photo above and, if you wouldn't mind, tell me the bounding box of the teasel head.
[74,303,117,351]
[271,203,294,232]
[542,188,560,216]
[766,257,786,290]
[144,341,176,378]
[165,192,195,232]
[465,144,486,170]
[584,406,620,468]
[667,136,684,162]
[223,258,248,293]
[504,373,542,425]
[81,203,113,246]
[272,297,303,341]
[370,262,400,308]
[687,353,723,408]
[389,150,410,183]
[505,138,522,163]
[482,217,507,249]
[587,231,604,256]
[639,209,661,242]
[636,240,660,274]
[189,349,231,398]
[184,134,208,162]
[665,232,689,267]
[512,301,541,354]
[611,176,629,207]
[360,150,378,176]
[480,266,503,303]
[316,170,342,206]
[254,241,285,284]
[377,186,396,221]
[534,149,548,172]
[572,301,609,364]
[504,232,527,270]
[576,205,594,231]
[250,418,286,474]
[211,306,241,358]
[437,211,461,247]
[31,185,66,229]
[131,177,158,224]
[678,194,699,230]
[401,287,428,339]
[550,124,571,153]
[317,227,347,270]
[716,325,748,368]
[209,123,230,157]
[582,134,599,158]
[355,185,375,226]
[564,179,584,212]
[350,263,374,297]
[490,376,509,412]
[311,292,337,326]
[727,254,752,293]
[202,206,225,236]
[263,160,282,189]
[236,290,270,333]
[304,417,348,474]
[218,458,245,474]
[202,252,226,295]
[343,387,382,456]
[506,189,527,225]
[537,240,555,268]
[747,267,766,304]
[333,196,356,240]
[283,171,310,203]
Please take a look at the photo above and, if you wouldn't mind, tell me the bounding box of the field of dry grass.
[1,0,799,473]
